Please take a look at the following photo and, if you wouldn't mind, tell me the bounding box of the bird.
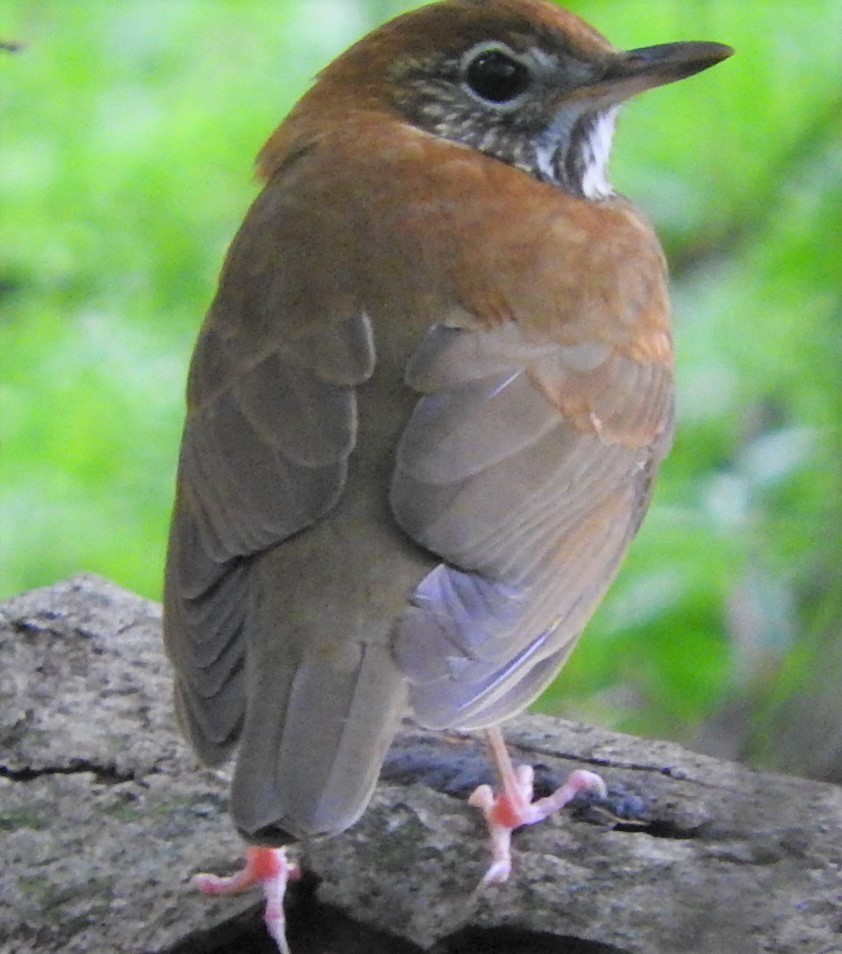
[162,0,731,948]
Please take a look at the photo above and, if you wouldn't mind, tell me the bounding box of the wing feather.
[164,306,375,767]
[391,320,672,730]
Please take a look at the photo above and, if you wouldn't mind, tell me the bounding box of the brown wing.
[391,316,673,731]
[165,129,432,841]
[164,307,375,762]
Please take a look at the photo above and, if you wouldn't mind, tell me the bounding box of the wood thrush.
[163,1,732,948]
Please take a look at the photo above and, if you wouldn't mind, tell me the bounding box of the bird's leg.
[468,726,607,888]
[193,846,301,954]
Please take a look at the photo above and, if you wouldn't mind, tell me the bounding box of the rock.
[1,575,840,953]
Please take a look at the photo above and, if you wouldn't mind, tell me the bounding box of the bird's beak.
[589,40,733,104]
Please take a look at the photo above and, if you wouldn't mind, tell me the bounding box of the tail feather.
[231,629,407,842]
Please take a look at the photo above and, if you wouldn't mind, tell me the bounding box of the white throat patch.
[580,107,618,200]
[535,104,619,200]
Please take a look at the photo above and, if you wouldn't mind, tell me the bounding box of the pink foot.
[468,727,607,889]
[193,846,301,954]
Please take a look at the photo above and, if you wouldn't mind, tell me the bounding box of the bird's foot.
[193,846,301,954]
[468,732,606,892]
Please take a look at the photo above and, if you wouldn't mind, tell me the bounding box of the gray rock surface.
[1,575,840,953]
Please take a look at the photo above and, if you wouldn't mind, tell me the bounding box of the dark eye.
[465,49,531,104]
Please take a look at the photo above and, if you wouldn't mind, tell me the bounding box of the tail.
[230,602,408,843]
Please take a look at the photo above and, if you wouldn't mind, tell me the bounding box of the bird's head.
[267,0,731,201]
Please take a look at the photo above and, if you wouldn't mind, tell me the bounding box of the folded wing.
[391,320,673,729]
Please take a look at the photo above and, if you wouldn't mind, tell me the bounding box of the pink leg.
[193,846,301,954]
[468,726,607,888]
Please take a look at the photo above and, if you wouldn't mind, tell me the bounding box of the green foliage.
[2,1,840,756]
[1,0,368,598]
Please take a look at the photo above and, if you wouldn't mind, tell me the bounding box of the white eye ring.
[460,41,533,109]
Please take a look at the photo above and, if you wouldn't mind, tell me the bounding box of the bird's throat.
[537,105,618,201]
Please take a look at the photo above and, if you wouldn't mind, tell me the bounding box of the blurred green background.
[1,1,840,780]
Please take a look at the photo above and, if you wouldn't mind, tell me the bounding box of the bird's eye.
[464,49,531,104]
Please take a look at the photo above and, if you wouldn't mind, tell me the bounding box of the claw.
[469,727,607,893]
[194,846,300,954]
